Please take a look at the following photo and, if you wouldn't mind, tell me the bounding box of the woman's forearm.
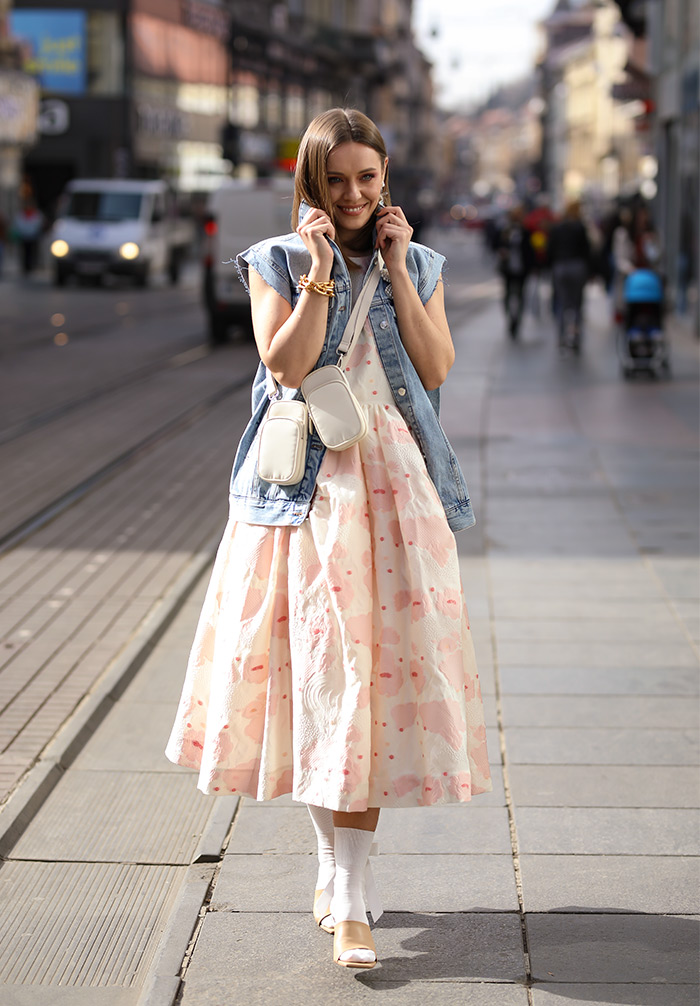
[389,270,455,390]
[252,263,333,388]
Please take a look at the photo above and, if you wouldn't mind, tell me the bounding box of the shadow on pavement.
[356,909,698,1004]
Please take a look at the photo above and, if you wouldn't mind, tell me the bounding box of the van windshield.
[65,192,143,221]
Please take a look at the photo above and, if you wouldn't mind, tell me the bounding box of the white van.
[202,176,295,343]
[49,179,194,287]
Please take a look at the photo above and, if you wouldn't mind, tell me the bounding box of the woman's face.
[325,142,387,242]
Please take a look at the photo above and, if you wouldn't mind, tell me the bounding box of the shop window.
[87,12,123,95]
[264,90,282,129]
[230,82,260,128]
[284,89,305,132]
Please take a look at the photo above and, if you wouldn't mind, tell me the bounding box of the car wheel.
[168,251,181,285]
[208,313,228,345]
[134,265,150,288]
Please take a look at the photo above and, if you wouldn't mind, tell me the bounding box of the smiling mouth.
[337,204,368,215]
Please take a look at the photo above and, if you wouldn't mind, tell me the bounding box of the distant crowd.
[482,197,662,353]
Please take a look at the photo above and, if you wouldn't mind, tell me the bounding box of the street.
[0,231,698,1005]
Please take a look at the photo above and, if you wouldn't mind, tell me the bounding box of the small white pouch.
[301,365,367,451]
[301,259,380,451]
[257,399,309,485]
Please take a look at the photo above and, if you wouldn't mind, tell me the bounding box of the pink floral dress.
[166,317,492,811]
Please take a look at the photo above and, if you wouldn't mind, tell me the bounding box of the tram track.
[0,362,256,557]
[0,339,211,447]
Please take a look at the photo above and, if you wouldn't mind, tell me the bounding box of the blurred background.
[0,0,696,335]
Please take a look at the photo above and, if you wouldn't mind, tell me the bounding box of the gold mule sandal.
[333,920,377,969]
[313,890,335,934]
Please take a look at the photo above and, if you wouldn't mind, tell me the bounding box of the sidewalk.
[0,264,697,1005]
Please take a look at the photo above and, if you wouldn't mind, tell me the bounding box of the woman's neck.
[336,221,374,257]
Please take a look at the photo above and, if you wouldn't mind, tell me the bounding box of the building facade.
[539,0,650,210]
[645,0,699,328]
[8,0,439,224]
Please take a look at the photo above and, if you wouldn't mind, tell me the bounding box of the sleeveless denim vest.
[230,203,475,533]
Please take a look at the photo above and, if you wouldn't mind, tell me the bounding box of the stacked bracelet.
[297,274,335,298]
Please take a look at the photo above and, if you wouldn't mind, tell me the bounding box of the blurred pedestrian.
[496,204,533,338]
[548,200,591,352]
[12,200,44,275]
[611,207,635,322]
[524,195,555,318]
[0,210,7,278]
[165,107,492,971]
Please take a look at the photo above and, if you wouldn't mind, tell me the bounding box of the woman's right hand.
[297,208,335,272]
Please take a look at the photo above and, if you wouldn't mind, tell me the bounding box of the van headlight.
[119,242,140,260]
[51,239,69,258]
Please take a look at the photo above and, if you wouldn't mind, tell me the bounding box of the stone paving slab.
[504,727,698,765]
[530,985,700,1005]
[212,852,520,912]
[519,854,700,914]
[0,861,182,986]
[526,913,699,984]
[7,771,221,864]
[500,695,699,729]
[0,991,138,1006]
[72,701,182,773]
[507,765,700,808]
[227,804,513,855]
[491,597,690,621]
[498,666,699,696]
[497,639,698,669]
[515,808,700,856]
[494,618,686,642]
[178,912,528,1005]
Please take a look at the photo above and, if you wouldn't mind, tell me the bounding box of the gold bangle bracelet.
[297,274,335,298]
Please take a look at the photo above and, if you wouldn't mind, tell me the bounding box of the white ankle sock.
[331,826,376,964]
[307,804,335,892]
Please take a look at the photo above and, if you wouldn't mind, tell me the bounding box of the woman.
[166,108,491,970]
[548,200,591,352]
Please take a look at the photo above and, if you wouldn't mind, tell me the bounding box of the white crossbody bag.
[258,261,381,485]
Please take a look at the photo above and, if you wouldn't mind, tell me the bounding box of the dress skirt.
[166,321,492,811]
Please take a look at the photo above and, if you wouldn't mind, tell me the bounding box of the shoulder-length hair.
[291,108,390,228]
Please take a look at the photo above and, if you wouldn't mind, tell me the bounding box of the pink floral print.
[166,322,492,809]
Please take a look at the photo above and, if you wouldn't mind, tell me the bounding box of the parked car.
[49,179,195,287]
[202,176,295,344]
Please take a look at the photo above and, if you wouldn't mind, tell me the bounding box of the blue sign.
[10,11,86,95]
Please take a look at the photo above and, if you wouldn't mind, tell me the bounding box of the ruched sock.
[307,804,335,928]
[331,827,377,965]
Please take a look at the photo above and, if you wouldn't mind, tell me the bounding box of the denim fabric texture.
[230,201,475,532]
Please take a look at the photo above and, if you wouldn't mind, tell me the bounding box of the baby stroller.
[617,269,670,379]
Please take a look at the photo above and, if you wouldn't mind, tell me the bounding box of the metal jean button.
[397,387,406,396]
[379,320,389,329]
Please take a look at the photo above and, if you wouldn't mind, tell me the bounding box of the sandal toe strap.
[333,920,376,960]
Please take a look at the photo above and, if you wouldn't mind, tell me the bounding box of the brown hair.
[292,108,390,229]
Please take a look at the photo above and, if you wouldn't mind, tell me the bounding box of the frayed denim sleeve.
[235,242,293,305]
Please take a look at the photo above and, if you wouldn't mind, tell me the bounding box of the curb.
[0,538,218,858]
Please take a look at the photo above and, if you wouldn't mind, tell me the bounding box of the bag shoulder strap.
[265,252,384,399]
[336,256,382,361]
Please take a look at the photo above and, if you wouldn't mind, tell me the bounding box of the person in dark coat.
[496,205,534,338]
[548,201,591,352]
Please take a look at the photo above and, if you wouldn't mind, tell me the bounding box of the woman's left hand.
[375,204,413,273]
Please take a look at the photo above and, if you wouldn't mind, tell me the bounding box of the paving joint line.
[151,794,245,1006]
[477,326,534,1003]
